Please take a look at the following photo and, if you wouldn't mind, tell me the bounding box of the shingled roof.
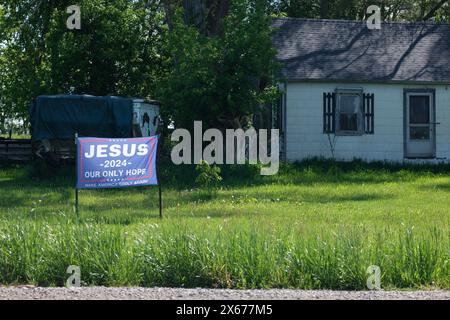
[272,18,450,83]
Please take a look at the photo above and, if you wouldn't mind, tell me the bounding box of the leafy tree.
[2,0,448,135]
[0,0,166,123]
[157,0,279,131]
[270,0,450,21]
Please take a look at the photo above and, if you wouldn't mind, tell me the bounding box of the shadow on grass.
[180,188,395,204]
[162,158,449,189]
[0,186,396,223]
[0,157,445,222]
[0,186,72,209]
[3,157,446,189]
[418,182,450,192]
[300,192,395,204]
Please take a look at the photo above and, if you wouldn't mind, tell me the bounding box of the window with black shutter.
[323,90,374,135]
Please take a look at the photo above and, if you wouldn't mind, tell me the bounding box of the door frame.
[403,89,436,159]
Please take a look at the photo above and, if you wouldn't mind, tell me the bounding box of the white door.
[405,92,435,158]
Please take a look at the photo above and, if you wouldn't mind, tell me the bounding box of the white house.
[273,18,450,162]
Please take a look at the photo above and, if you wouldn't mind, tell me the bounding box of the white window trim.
[335,88,364,136]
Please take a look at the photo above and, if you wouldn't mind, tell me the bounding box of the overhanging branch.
[423,0,448,21]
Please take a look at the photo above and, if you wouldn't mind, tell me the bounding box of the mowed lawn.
[0,160,448,289]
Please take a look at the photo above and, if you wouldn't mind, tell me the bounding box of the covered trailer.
[30,95,160,162]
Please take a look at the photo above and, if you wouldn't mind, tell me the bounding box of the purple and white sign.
[76,136,158,189]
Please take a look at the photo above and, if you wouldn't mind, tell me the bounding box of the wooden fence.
[0,139,33,161]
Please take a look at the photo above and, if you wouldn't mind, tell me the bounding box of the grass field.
[0,160,448,289]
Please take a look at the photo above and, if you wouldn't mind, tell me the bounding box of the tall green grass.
[0,219,447,289]
[0,159,448,289]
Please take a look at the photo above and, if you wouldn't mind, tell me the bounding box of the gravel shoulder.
[0,287,448,300]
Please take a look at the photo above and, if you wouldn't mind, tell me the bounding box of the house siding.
[284,82,450,162]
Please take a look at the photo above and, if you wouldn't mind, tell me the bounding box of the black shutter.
[323,92,336,133]
[363,93,375,134]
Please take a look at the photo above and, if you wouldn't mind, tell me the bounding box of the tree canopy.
[0,0,166,122]
[1,0,449,133]
[157,0,279,130]
[270,0,450,21]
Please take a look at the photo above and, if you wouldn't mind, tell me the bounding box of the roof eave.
[279,78,450,86]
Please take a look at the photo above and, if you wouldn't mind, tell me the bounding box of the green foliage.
[0,0,166,121]
[271,0,450,21]
[158,0,279,130]
[0,219,448,289]
[220,163,262,183]
[2,0,448,128]
[195,160,223,189]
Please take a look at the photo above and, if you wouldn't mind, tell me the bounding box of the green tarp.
[30,95,133,140]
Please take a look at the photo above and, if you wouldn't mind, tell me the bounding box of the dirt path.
[0,287,448,300]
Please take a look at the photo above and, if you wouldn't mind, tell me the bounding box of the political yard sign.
[76,136,159,189]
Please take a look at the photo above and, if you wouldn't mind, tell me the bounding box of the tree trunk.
[0,114,5,134]
[205,0,229,36]
[183,0,206,30]
[320,0,329,19]
[163,0,229,36]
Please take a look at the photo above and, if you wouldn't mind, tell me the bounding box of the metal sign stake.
[75,132,80,222]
